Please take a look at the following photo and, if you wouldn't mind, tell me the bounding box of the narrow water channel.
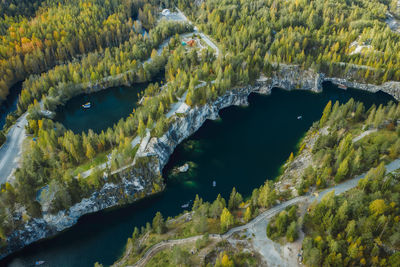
[0,82,22,130]
[4,82,394,267]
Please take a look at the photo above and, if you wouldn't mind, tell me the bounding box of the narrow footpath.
[234,158,400,267]
[0,113,27,183]
[122,159,400,267]
[79,8,220,179]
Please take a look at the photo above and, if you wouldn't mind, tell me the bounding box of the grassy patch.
[73,151,108,176]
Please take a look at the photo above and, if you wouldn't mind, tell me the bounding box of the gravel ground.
[231,158,400,266]
[0,113,27,184]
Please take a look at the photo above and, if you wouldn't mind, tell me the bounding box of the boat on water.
[338,84,348,89]
[297,116,302,120]
[82,102,91,109]
[35,261,45,266]
[213,181,216,187]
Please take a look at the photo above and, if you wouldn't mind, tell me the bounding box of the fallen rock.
[177,163,189,173]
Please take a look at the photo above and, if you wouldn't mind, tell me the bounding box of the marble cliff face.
[3,64,399,259]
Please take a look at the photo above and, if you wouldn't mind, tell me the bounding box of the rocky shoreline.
[2,65,400,260]
[325,77,400,101]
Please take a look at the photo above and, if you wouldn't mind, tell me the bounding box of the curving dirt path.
[240,158,400,267]
[176,8,220,56]
[121,159,400,267]
[0,113,27,183]
[115,234,222,267]
[80,6,220,179]
[352,129,377,143]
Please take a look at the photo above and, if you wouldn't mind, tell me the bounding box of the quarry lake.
[53,79,162,134]
[4,82,394,267]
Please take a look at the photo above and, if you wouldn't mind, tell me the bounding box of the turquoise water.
[3,82,394,267]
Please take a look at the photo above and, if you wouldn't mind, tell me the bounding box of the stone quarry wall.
[2,64,399,259]
[325,77,400,100]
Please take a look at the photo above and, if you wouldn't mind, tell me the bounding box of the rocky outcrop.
[1,168,156,258]
[274,127,329,196]
[175,163,189,173]
[326,77,400,101]
[137,65,324,173]
[2,64,399,259]
[274,65,400,101]
[269,64,324,93]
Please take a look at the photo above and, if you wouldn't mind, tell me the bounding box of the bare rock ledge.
[1,65,399,259]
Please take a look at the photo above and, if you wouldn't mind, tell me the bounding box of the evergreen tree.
[152,212,166,234]
[286,221,298,242]
[320,101,332,128]
[228,187,242,211]
[335,158,349,183]
[244,207,252,222]
[210,194,225,218]
[86,143,96,160]
[138,118,146,137]
[220,208,233,231]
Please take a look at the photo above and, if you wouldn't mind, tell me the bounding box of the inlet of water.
[53,80,159,134]
[0,82,22,130]
[4,82,394,267]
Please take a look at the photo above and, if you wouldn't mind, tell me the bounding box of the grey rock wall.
[2,65,398,259]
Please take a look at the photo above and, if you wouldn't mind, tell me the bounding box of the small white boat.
[181,203,189,209]
[35,261,45,266]
[338,84,348,89]
[297,116,302,120]
[82,102,91,109]
[213,181,216,187]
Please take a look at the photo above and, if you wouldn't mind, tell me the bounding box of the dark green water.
[0,82,22,129]
[3,82,394,267]
[54,81,156,134]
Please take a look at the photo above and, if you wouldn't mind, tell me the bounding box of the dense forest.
[18,20,192,114]
[390,0,400,17]
[296,99,400,194]
[1,0,400,262]
[178,0,400,84]
[0,0,191,248]
[0,0,44,18]
[259,98,400,266]
[113,186,273,266]
[267,205,299,242]
[0,26,219,249]
[114,99,400,266]
[4,0,400,110]
[302,165,400,266]
[0,0,154,103]
[6,0,400,109]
